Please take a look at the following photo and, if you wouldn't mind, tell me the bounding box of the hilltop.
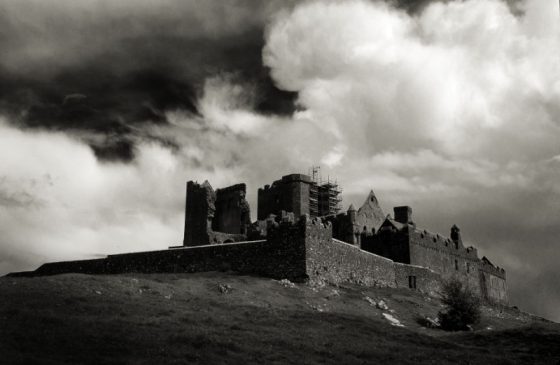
[1,272,558,364]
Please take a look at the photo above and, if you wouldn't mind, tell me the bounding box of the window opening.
[408,276,417,289]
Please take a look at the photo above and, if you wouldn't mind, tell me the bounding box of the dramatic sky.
[1,0,559,321]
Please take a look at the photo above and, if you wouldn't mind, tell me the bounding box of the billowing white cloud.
[264,0,560,162]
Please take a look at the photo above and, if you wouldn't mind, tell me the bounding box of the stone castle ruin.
[9,172,508,305]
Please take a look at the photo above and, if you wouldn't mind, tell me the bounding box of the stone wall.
[23,258,108,276]
[408,229,481,294]
[479,259,508,304]
[479,271,508,305]
[16,235,307,281]
[106,238,306,280]
[365,228,411,264]
[12,216,312,280]
[208,232,247,245]
[303,217,396,287]
[323,211,357,245]
[394,263,441,296]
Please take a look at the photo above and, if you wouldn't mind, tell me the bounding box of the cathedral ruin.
[9,171,508,305]
[177,172,507,304]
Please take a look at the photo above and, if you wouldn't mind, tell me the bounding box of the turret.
[451,224,461,243]
[347,204,356,222]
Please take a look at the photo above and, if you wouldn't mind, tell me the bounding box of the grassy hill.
[1,272,558,364]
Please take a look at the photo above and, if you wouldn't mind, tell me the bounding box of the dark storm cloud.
[0,0,297,160]
[0,0,452,162]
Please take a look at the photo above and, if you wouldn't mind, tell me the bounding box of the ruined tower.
[184,180,251,246]
[257,174,313,220]
[213,184,251,235]
[257,173,341,220]
[184,180,215,246]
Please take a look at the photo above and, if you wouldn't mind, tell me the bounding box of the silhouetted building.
[183,181,249,246]
[14,170,507,306]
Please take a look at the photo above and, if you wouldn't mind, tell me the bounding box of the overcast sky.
[0,0,558,322]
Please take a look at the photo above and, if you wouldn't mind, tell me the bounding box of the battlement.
[480,256,507,279]
[281,173,312,183]
[409,228,480,261]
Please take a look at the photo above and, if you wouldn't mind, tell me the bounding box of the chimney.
[394,206,413,225]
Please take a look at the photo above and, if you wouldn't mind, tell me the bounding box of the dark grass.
[1,273,558,365]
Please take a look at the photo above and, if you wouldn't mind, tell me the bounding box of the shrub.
[438,279,481,331]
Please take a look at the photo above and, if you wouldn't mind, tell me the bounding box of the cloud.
[0,0,479,162]
[0,0,298,160]
[264,0,560,160]
[0,119,176,273]
[1,0,559,323]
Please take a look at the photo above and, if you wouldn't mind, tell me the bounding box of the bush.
[438,279,481,331]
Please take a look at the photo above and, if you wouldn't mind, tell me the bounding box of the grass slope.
[1,272,558,364]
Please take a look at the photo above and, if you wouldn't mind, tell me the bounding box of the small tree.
[438,278,481,331]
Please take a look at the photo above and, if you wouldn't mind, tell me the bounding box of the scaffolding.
[309,183,319,217]
[308,166,342,217]
[318,181,342,216]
